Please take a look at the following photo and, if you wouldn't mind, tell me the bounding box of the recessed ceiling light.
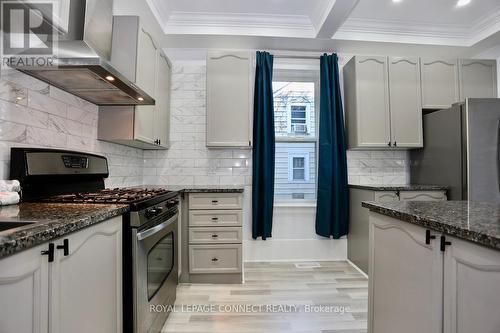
[105,75,115,81]
[456,0,471,7]
[392,0,403,3]
[137,97,144,101]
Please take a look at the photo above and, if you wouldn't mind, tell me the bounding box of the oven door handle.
[136,213,178,241]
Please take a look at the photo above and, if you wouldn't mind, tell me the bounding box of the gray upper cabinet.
[344,56,391,148]
[206,52,253,147]
[420,58,460,109]
[388,57,423,148]
[459,59,497,100]
[98,16,171,149]
[344,56,422,149]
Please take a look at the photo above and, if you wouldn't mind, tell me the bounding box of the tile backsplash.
[0,68,144,188]
[0,64,408,190]
[143,62,408,187]
[142,63,253,186]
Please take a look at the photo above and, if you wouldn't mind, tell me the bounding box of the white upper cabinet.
[420,58,460,109]
[459,59,497,100]
[134,27,157,145]
[344,56,422,149]
[388,57,423,148]
[99,16,171,149]
[206,52,253,147]
[154,53,172,148]
[344,56,391,148]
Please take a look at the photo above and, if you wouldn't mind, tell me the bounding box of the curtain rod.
[273,55,321,60]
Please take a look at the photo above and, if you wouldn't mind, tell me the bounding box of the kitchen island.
[363,200,500,333]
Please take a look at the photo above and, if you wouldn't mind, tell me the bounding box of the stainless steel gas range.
[10,148,179,333]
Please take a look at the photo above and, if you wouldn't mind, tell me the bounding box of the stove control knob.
[145,208,157,218]
[155,206,164,214]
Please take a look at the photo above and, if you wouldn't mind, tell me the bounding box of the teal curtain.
[315,53,349,238]
[252,51,275,240]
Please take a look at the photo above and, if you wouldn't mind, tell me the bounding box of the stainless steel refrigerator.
[410,98,500,203]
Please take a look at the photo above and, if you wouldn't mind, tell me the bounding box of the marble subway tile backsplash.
[347,150,409,185]
[0,69,144,188]
[143,63,252,186]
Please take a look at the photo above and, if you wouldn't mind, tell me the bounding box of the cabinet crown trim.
[358,58,385,64]
[423,60,455,66]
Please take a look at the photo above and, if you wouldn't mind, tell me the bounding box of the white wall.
[498,56,500,97]
[0,69,144,188]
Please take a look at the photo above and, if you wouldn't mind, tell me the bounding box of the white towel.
[0,192,20,206]
[0,180,20,193]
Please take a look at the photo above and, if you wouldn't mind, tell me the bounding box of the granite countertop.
[349,184,449,191]
[362,201,500,250]
[142,185,245,193]
[0,203,128,259]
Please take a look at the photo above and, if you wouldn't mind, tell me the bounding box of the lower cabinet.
[368,212,500,333]
[0,216,122,333]
[186,192,243,283]
[348,187,447,274]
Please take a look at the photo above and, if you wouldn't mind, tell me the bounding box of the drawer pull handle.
[211,200,219,204]
[211,234,218,238]
[211,257,219,262]
[211,217,219,221]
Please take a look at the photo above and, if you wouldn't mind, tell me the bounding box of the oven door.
[133,212,178,333]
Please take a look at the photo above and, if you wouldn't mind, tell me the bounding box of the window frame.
[288,152,310,183]
[287,103,310,135]
[272,66,320,203]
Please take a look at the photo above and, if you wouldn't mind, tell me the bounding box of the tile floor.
[162,261,368,333]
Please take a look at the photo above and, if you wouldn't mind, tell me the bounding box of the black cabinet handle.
[425,230,436,245]
[388,141,392,147]
[211,257,218,262]
[158,139,161,146]
[394,141,397,147]
[56,239,69,256]
[211,234,218,238]
[440,236,452,251]
[41,243,55,262]
[211,200,219,204]
[211,217,219,221]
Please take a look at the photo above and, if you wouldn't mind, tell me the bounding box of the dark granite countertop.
[0,203,128,259]
[349,184,448,191]
[362,201,500,250]
[142,185,245,193]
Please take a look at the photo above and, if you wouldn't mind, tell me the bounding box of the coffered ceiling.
[147,0,500,53]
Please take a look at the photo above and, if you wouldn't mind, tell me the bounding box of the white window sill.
[274,201,317,208]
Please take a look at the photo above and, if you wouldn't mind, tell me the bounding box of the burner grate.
[43,187,171,204]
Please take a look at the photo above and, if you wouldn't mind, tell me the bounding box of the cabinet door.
[388,57,423,148]
[0,244,49,333]
[443,236,500,333]
[459,59,497,100]
[368,214,442,333]
[355,56,391,147]
[374,191,399,202]
[421,58,459,109]
[206,52,252,147]
[399,190,447,201]
[154,53,171,148]
[134,27,157,144]
[50,217,122,333]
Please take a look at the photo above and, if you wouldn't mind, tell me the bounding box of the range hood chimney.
[8,0,155,106]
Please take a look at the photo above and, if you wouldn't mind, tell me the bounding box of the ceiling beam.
[315,0,360,39]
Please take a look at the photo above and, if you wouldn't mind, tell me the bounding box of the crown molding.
[334,6,500,47]
[164,11,316,38]
[145,0,168,32]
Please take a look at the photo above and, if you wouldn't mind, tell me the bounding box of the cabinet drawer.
[189,244,242,274]
[399,191,447,201]
[189,193,242,210]
[374,191,399,202]
[189,210,242,227]
[189,227,242,244]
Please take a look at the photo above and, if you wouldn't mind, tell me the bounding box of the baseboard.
[346,259,369,279]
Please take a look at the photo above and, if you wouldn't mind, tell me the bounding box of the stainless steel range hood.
[10,0,155,106]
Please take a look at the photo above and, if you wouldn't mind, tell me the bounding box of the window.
[289,104,309,134]
[272,67,319,202]
[288,153,309,182]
